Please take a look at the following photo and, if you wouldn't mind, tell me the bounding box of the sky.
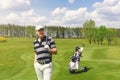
[0,0,120,28]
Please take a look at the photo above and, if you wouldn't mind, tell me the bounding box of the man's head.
[35,25,45,38]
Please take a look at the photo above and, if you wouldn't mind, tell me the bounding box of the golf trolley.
[68,45,87,73]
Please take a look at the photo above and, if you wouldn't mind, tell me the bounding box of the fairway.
[0,38,120,80]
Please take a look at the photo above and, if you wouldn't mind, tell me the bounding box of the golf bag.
[68,46,85,73]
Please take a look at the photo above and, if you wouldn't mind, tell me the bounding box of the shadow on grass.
[70,67,93,74]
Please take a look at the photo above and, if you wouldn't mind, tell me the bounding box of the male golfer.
[33,25,57,80]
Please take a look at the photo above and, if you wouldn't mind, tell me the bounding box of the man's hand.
[44,45,50,52]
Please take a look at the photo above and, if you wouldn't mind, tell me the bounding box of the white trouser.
[34,62,52,80]
[69,61,80,69]
[75,61,79,69]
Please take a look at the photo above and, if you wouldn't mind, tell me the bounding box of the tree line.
[0,20,120,45]
[0,24,35,37]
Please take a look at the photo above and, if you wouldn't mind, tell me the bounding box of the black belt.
[38,60,51,65]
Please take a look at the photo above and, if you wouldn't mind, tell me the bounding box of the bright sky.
[0,0,120,28]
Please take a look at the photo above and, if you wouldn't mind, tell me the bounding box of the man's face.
[36,28,44,38]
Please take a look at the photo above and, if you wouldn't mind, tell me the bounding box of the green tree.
[106,28,116,45]
[98,26,107,45]
[25,26,35,37]
[116,29,120,38]
[82,19,96,44]
[72,27,81,38]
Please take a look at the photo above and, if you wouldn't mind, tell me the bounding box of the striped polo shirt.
[34,36,56,63]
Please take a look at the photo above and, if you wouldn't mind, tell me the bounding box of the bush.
[0,36,7,42]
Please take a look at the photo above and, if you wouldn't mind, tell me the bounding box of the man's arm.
[45,37,57,54]
[50,48,57,54]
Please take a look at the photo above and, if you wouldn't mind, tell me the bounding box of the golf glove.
[44,45,50,52]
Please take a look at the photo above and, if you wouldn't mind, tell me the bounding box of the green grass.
[0,38,120,80]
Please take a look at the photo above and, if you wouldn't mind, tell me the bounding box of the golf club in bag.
[68,45,87,73]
